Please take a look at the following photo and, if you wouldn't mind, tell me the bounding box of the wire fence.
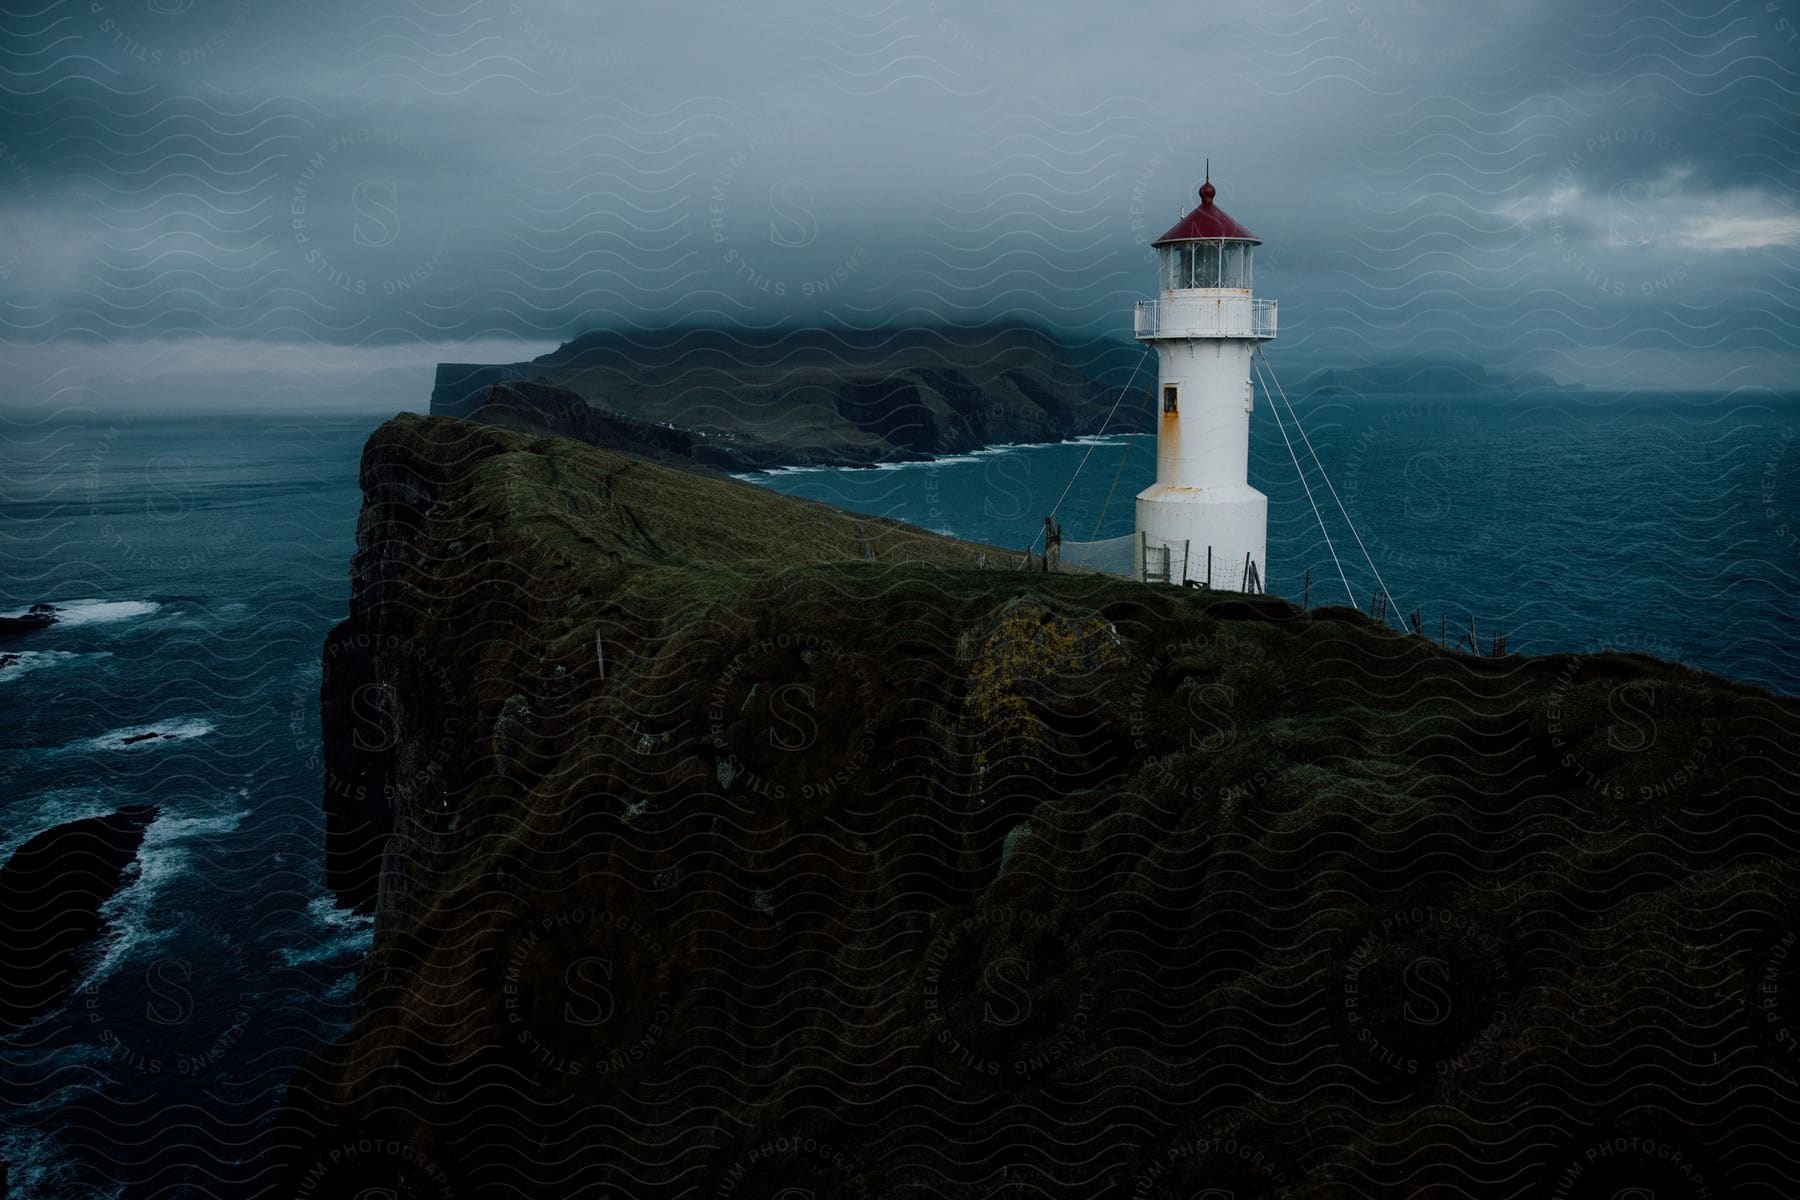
[1056,533,1138,579]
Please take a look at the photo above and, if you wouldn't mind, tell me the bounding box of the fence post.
[1241,552,1250,592]
[1303,568,1310,610]
[1181,540,1190,586]
[1205,546,1212,591]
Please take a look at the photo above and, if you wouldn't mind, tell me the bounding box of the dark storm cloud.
[0,0,1795,388]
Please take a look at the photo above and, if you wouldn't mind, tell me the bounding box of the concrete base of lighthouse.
[1135,483,1267,589]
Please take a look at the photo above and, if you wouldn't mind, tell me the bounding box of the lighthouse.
[1133,172,1275,589]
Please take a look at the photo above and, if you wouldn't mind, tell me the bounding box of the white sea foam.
[0,788,120,863]
[0,599,160,627]
[279,894,374,967]
[82,806,249,990]
[280,926,374,968]
[63,717,216,753]
[740,437,1142,484]
[307,891,374,933]
[902,454,984,468]
[0,649,98,684]
[738,463,836,479]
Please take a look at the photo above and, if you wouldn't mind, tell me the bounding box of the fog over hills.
[2,0,1796,400]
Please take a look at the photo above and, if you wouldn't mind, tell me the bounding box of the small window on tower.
[1163,385,1179,414]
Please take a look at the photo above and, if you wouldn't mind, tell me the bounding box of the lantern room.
[1158,238,1255,292]
[1152,178,1261,294]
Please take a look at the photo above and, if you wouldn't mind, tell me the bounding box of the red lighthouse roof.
[1152,177,1260,246]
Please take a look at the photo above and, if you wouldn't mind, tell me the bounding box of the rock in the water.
[0,603,58,638]
[0,805,158,1033]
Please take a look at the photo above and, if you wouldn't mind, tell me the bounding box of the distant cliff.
[431,323,1138,470]
[1297,357,1580,396]
[283,414,1800,1198]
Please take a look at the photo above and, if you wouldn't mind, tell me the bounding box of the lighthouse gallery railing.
[1134,296,1276,340]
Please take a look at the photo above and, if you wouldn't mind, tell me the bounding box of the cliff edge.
[285,413,1800,1198]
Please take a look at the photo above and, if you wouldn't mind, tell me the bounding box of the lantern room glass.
[1221,243,1243,288]
[1159,241,1256,290]
[1195,242,1221,288]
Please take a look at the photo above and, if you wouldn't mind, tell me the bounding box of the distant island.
[1297,357,1582,397]
[430,322,1140,471]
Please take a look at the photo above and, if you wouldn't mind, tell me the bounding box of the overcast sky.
[1,0,1797,401]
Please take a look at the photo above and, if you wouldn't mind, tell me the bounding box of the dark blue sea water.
[749,392,1800,695]
[0,393,1795,1197]
[0,414,377,1199]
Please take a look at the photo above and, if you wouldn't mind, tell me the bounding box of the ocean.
[0,414,376,1199]
[749,392,1800,695]
[0,391,1795,1196]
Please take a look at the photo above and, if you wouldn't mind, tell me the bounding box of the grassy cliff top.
[283,413,1800,1199]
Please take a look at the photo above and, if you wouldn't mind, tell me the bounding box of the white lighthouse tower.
[1133,171,1276,589]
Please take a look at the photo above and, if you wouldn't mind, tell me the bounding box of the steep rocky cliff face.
[287,414,1800,1198]
[431,323,1136,470]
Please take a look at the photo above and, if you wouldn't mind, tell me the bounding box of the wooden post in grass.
[1206,545,1212,590]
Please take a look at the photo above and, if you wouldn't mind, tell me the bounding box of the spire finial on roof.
[1153,167,1259,245]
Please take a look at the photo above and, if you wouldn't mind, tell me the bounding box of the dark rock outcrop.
[0,602,58,638]
[0,805,157,1033]
[282,414,1800,1198]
